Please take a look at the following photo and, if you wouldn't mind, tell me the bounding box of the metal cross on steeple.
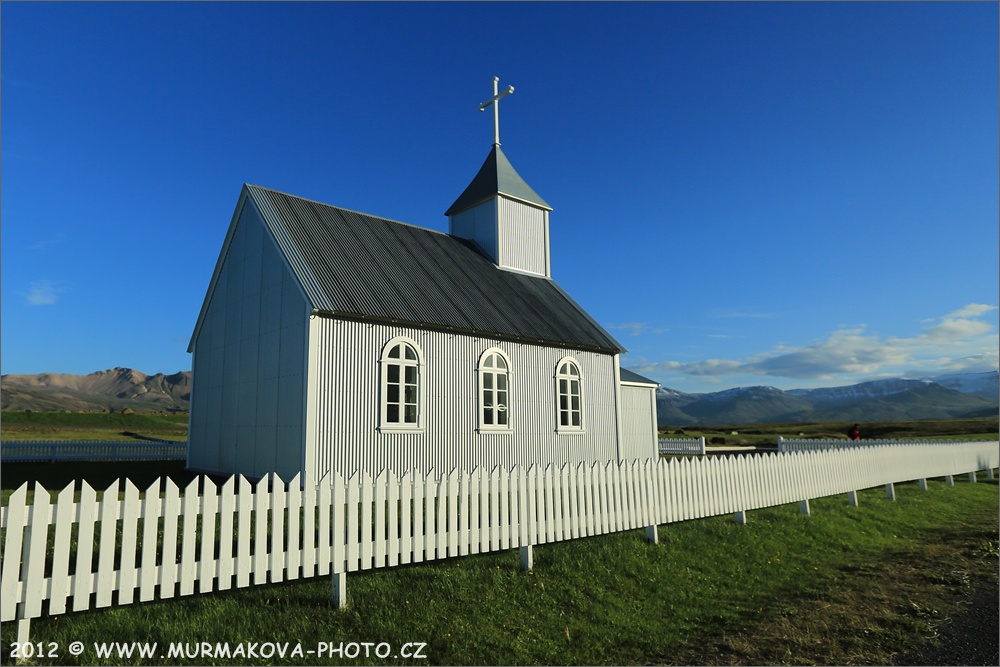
[479,76,514,146]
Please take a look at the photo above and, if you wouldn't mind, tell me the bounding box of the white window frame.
[477,348,512,433]
[379,336,425,433]
[555,356,585,434]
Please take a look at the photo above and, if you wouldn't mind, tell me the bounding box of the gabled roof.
[445,145,552,216]
[235,184,623,354]
[620,368,659,386]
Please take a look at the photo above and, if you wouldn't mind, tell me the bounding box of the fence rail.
[2,441,997,642]
[1,440,187,463]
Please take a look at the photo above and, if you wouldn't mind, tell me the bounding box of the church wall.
[619,384,659,462]
[303,317,622,479]
[449,200,498,261]
[189,199,310,480]
[498,197,549,276]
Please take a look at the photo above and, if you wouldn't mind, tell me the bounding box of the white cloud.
[24,280,62,306]
[608,322,667,337]
[640,304,998,384]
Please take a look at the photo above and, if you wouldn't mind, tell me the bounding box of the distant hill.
[655,371,998,426]
[1,368,191,413]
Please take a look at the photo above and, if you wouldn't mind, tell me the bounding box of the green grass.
[1,411,189,443]
[1,477,996,666]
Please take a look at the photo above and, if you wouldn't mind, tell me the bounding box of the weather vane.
[479,76,514,147]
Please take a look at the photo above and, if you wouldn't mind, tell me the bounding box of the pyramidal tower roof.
[445,145,552,216]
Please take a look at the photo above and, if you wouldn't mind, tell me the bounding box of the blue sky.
[2,2,997,394]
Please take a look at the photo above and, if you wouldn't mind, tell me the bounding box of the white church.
[187,79,659,481]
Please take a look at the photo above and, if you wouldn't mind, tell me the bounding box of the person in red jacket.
[848,424,861,441]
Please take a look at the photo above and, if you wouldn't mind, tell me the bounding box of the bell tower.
[446,77,553,278]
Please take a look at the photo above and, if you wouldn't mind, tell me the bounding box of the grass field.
[1,464,996,665]
[1,411,188,442]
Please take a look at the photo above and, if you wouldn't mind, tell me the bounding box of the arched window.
[380,337,423,431]
[555,358,584,432]
[478,349,511,431]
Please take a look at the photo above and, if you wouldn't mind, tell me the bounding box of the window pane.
[404,346,416,361]
[387,404,400,422]
[405,366,416,384]
[404,404,417,423]
[496,356,507,370]
[387,384,400,403]
[560,411,569,426]
[388,365,400,383]
[572,412,581,427]
[497,374,506,391]
[484,373,493,390]
[568,364,579,377]
[483,355,494,369]
[498,410,508,426]
[389,345,401,359]
[484,407,494,424]
[405,386,416,404]
[571,395,580,411]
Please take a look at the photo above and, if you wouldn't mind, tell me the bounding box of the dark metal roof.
[245,184,624,354]
[444,145,552,216]
[620,368,659,386]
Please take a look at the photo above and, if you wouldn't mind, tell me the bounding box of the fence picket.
[252,477,269,584]
[446,469,459,557]
[95,480,120,608]
[374,471,387,569]
[117,480,141,605]
[1,485,27,621]
[179,478,200,596]
[236,477,252,588]
[217,477,235,591]
[410,471,424,563]
[49,482,76,614]
[198,477,218,594]
[159,480,180,599]
[270,474,286,583]
[346,473,361,572]
[22,484,51,619]
[398,471,412,565]
[287,474,302,580]
[387,471,400,567]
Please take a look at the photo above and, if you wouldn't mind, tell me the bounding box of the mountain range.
[655,371,998,425]
[0,367,996,425]
[1,368,191,413]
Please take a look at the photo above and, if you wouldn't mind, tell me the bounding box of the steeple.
[446,78,553,278]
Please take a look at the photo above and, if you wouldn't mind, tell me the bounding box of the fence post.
[331,572,347,608]
[885,483,896,501]
[988,468,996,480]
[519,545,533,571]
[734,510,747,525]
[698,437,706,456]
[945,475,954,487]
[847,490,859,506]
[918,478,928,491]
[967,471,978,483]
[799,499,810,515]
[645,525,659,544]
[777,436,784,453]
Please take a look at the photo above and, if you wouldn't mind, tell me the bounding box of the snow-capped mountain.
[654,371,998,426]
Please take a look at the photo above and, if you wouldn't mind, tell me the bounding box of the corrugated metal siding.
[450,200,498,263]
[189,202,309,480]
[498,197,548,276]
[620,385,657,461]
[305,317,621,479]
[245,185,623,354]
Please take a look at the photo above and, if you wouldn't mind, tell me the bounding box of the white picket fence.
[2,441,997,643]
[658,437,706,455]
[776,436,997,453]
[1,440,187,463]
